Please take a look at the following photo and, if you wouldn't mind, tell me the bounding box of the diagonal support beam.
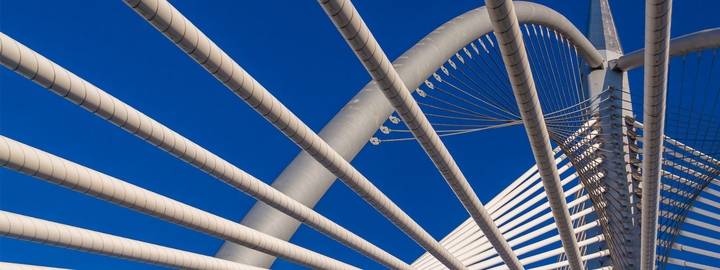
[122,0,443,269]
[0,31,406,270]
[640,0,672,269]
[0,211,264,270]
[482,0,583,269]
[0,135,359,270]
[317,0,523,269]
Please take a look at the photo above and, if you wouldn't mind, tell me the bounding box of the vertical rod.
[641,0,673,269]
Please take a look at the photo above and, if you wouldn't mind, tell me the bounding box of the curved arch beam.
[614,28,720,71]
[218,2,602,267]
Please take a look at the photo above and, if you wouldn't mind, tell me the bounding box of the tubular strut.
[640,0,672,269]
[318,0,521,268]
[483,0,583,270]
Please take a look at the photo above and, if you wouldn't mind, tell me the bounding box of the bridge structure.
[0,0,719,269]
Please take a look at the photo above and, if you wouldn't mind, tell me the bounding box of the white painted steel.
[0,136,358,270]
[641,1,672,265]
[672,243,720,259]
[526,250,610,270]
[671,227,720,246]
[121,0,452,268]
[0,211,264,270]
[690,206,720,222]
[416,147,598,269]
[667,258,720,270]
[483,0,583,269]
[414,147,561,268]
[317,0,525,268]
[616,28,720,71]
[466,220,600,270]
[0,32,407,270]
[0,263,70,270]
[486,235,605,270]
[223,3,603,265]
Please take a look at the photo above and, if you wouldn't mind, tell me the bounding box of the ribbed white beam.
[0,32,407,270]
[0,211,263,270]
[431,159,572,266]
[633,121,720,169]
[414,147,562,267]
[669,227,720,247]
[411,147,565,268]
[667,258,720,270]
[526,250,610,270]
[690,206,720,221]
[464,199,595,270]
[468,221,600,270]
[415,127,599,269]
[697,196,720,211]
[420,156,596,270]
[0,136,357,270]
[316,0,522,269]
[416,164,539,267]
[0,262,70,270]
[120,0,456,268]
[616,27,720,71]
[482,0,582,269]
[684,216,720,233]
[448,181,587,265]
[421,187,594,270]
[640,0,672,268]
[672,243,720,260]
[486,235,605,270]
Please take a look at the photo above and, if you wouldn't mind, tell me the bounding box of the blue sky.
[1,0,719,269]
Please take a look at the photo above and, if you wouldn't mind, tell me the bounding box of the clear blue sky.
[1,0,719,269]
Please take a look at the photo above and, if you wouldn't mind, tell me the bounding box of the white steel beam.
[673,243,720,259]
[615,28,720,71]
[0,32,408,270]
[0,211,264,270]
[316,0,523,269]
[527,250,610,270]
[667,258,720,270]
[0,136,358,270]
[121,0,451,268]
[482,0,583,269]
[0,262,70,270]
[640,0,672,268]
